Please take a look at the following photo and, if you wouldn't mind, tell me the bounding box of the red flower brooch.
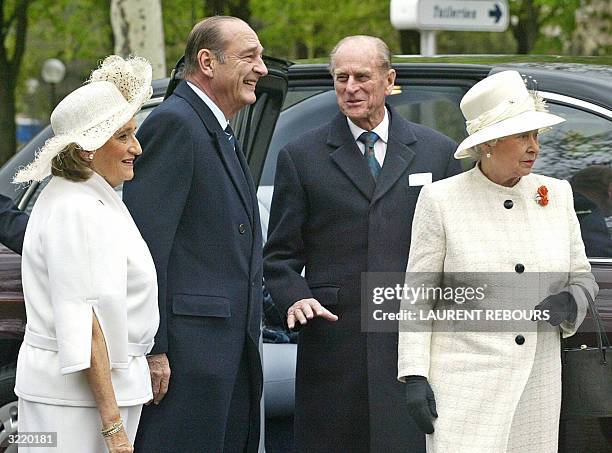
[536,185,549,206]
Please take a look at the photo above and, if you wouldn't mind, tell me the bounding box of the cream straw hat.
[14,55,152,183]
[454,70,565,159]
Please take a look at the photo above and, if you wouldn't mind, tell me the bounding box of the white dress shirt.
[187,81,228,129]
[347,108,390,167]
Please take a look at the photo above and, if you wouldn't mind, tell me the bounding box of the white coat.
[398,165,598,453]
[15,173,159,407]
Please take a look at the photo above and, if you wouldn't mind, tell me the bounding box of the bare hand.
[287,298,338,329]
[104,427,133,452]
[147,353,171,404]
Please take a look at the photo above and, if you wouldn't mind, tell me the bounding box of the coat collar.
[327,105,417,202]
[173,81,254,224]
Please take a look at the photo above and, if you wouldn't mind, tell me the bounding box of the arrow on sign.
[489,3,502,23]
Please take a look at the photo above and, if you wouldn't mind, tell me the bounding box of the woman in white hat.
[13,56,158,453]
[397,70,598,452]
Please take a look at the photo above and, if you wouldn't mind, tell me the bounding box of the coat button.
[504,200,513,209]
[239,224,247,234]
[515,263,525,273]
[515,335,525,345]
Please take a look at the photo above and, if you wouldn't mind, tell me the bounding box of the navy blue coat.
[264,107,461,453]
[124,81,263,452]
[573,191,612,258]
[0,194,28,254]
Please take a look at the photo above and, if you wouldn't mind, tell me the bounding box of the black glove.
[404,375,438,434]
[534,291,577,326]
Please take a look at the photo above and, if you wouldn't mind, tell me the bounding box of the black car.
[0,56,611,452]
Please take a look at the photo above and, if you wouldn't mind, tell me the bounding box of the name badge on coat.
[409,172,432,186]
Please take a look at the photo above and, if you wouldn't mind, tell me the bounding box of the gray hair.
[184,16,243,77]
[466,139,500,160]
[329,35,391,75]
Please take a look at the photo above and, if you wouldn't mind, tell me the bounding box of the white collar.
[186,81,229,130]
[346,108,389,144]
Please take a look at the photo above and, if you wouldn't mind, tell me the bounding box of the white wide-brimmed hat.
[454,70,565,159]
[14,55,152,183]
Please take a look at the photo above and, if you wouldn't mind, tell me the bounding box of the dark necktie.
[358,131,381,180]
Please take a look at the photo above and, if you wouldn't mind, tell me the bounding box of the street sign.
[391,0,509,32]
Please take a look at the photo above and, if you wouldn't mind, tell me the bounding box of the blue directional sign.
[391,0,509,32]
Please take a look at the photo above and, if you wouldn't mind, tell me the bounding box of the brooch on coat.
[536,185,549,206]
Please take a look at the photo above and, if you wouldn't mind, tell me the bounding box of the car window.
[534,104,611,180]
[260,84,469,187]
[533,102,612,258]
[282,89,327,110]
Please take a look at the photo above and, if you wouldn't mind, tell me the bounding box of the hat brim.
[454,111,565,159]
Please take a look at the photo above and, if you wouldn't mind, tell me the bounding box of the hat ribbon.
[465,91,548,135]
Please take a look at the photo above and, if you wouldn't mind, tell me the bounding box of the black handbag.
[561,287,612,418]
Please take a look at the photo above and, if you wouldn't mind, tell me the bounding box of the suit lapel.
[328,113,376,201]
[371,106,417,204]
[233,138,257,226]
[174,82,254,226]
[215,130,254,226]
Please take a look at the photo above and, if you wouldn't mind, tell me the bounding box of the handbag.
[560,287,612,418]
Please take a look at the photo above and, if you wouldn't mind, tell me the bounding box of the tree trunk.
[0,77,17,165]
[0,0,29,165]
[511,0,541,54]
[110,0,166,78]
[399,30,421,55]
[204,0,251,22]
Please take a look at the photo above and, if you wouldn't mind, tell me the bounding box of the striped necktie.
[358,131,381,180]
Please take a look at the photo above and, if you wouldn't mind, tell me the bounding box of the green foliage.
[10,0,612,130]
[161,0,205,72]
[251,0,401,59]
[17,0,112,120]
[435,30,518,54]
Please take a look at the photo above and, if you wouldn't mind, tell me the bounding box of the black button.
[239,224,247,234]
[504,200,513,209]
[515,335,525,345]
[515,263,525,273]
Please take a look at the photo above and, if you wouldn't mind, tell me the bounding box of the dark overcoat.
[263,107,461,453]
[573,191,612,257]
[123,81,263,452]
[0,194,28,254]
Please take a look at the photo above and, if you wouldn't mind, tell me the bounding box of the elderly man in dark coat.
[123,16,267,453]
[263,36,462,453]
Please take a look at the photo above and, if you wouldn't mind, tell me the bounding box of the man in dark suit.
[0,194,28,254]
[263,36,462,453]
[570,165,612,258]
[123,16,267,452]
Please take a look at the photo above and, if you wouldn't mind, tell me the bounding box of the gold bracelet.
[101,420,123,437]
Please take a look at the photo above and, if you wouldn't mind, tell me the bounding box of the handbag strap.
[579,285,610,354]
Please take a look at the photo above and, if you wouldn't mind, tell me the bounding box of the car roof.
[286,59,612,110]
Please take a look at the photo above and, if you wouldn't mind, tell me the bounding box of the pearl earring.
[486,152,492,158]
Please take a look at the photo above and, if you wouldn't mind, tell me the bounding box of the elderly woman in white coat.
[397,70,598,453]
[13,56,159,453]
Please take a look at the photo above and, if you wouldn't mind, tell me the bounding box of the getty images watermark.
[360,272,595,333]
